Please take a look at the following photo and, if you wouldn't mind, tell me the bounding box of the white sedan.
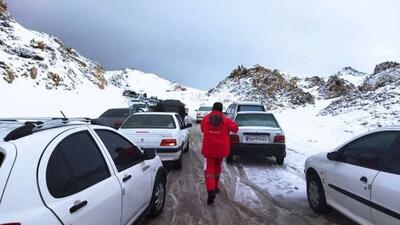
[0,119,166,225]
[305,127,400,225]
[119,112,191,170]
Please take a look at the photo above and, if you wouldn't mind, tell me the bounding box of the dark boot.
[207,191,216,205]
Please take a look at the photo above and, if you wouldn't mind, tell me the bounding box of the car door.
[175,115,188,147]
[371,133,400,225]
[38,128,122,225]
[93,129,152,225]
[325,131,399,225]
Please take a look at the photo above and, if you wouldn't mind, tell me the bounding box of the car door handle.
[123,175,132,182]
[70,200,88,213]
[360,176,368,183]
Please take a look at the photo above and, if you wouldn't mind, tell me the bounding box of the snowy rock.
[373,61,400,74]
[318,75,356,99]
[210,65,315,109]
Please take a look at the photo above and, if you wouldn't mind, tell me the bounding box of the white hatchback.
[119,112,191,170]
[305,127,400,225]
[0,119,166,225]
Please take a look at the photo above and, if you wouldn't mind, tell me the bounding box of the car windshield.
[237,105,265,112]
[100,109,129,117]
[235,114,279,127]
[121,114,176,129]
[199,107,212,111]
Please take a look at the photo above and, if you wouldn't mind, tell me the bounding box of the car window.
[0,152,4,167]
[389,151,400,175]
[121,114,176,129]
[175,115,184,128]
[199,107,212,111]
[95,130,143,172]
[238,105,265,112]
[100,108,129,117]
[46,131,111,198]
[235,114,279,127]
[340,131,399,170]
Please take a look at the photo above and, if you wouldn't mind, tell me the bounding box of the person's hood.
[208,111,224,127]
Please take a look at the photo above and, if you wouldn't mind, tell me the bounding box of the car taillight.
[230,134,239,145]
[160,139,177,146]
[274,135,285,143]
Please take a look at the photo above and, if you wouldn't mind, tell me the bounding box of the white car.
[195,106,212,123]
[225,102,266,119]
[130,102,149,112]
[305,127,400,225]
[119,112,191,170]
[228,112,286,165]
[0,119,166,225]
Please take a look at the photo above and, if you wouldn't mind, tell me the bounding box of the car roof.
[236,111,273,115]
[234,102,264,106]
[131,112,178,116]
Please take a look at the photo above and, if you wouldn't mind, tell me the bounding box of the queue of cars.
[1,99,398,225]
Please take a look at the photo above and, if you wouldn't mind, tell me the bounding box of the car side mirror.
[223,112,228,115]
[185,123,193,128]
[142,148,156,160]
[327,151,342,161]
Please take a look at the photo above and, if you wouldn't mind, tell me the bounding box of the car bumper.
[144,146,182,161]
[230,143,286,157]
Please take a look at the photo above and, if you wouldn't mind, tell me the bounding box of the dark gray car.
[93,108,130,129]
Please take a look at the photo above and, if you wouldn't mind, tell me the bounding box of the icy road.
[141,125,356,225]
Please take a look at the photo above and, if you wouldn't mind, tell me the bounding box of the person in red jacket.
[201,102,238,205]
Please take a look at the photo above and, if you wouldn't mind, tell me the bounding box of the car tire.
[276,157,284,165]
[148,173,166,218]
[307,172,331,214]
[173,153,183,170]
[226,154,234,164]
[183,141,189,153]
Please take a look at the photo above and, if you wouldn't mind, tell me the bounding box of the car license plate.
[245,135,268,143]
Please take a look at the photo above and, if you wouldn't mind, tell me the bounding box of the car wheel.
[183,141,189,153]
[226,154,234,164]
[307,172,331,214]
[276,157,284,165]
[173,153,183,170]
[148,173,166,218]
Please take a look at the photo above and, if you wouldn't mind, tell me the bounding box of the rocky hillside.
[0,0,196,95]
[209,65,314,109]
[0,1,108,90]
[211,62,400,127]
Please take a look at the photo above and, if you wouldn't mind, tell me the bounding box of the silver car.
[228,112,286,165]
[195,106,212,123]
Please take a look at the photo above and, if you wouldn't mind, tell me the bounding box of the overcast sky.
[6,0,400,90]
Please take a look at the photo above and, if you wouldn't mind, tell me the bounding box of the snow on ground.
[0,79,125,118]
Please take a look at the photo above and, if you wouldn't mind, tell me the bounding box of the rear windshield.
[235,114,279,127]
[121,115,176,129]
[164,105,180,113]
[238,105,265,112]
[199,107,212,111]
[132,104,147,108]
[100,109,129,117]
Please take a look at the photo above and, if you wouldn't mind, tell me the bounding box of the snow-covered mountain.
[0,1,206,117]
[209,65,314,109]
